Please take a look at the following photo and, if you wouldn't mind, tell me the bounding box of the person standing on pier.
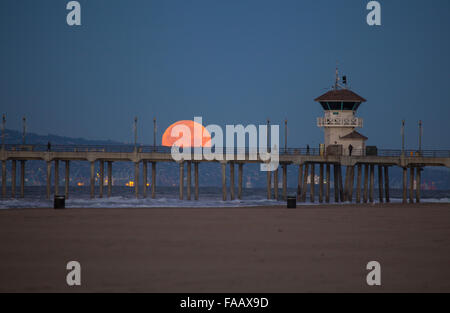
[349,144,353,156]
[47,141,51,152]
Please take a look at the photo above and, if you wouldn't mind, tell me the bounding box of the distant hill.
[3,129,123,145]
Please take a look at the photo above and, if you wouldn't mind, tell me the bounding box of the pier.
[1,145,449,204]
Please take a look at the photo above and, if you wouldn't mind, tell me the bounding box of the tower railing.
[317,117,363,128]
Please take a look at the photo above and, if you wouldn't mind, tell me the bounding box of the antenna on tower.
[335,63,339,90]
[334,62,348,90]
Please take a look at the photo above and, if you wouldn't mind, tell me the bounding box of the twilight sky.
[0,0,449,149]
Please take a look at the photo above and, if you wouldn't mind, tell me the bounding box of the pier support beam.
[99,161,104,198]
[369,164,375,203]
[143,161,148,198]
[297,164,303,201]
[338,165,344,202]
[266,169,272,200]
[348,166,355,202]
[384,166,390,203]
[378,165,383,203]
[409,167,415,204]
[54,160,59,196]
[356,164,362,203]
[273,168,279,200]
[46,161,51,199]
[282,164,287,201]
[11,160,16,198]
[151,162,156,199]
[319,163,324,203]
[187,161,192,200]
[108,161,112,198]
[333,164,339,203]
[195,162,199,200]
[20,160,25,198]
[238,163,243,200]
[310,163,315,203]
[363,164,369,203]
[1,160,6,198]
[65,161,70,199]
[90,161,95,199]
[179,162,184,200]
[230,162,235,201]
[416,168,421,203]
[402,167,407,204]
[134,162,139,198]
[301,163,309,202]
[325,164,330,203]
[343,166,350,202]
[221,162,227,201]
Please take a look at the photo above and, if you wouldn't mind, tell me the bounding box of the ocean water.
[0,186,449,209]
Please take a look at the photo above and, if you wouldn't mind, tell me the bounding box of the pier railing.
[2,144,450,158]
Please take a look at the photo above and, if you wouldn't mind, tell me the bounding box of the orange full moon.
[162,120,212,148]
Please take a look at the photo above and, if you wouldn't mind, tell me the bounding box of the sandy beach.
[1,203,450,293]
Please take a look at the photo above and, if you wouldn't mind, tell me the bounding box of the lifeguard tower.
[315,69,368,156]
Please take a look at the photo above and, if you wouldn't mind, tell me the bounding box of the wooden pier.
[1,145,449,204]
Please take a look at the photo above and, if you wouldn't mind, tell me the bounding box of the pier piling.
[378,165,383,203]
[402,167,407,204]
[238,163,243,200]
[107,161,112,198]
[363,164,368,203]
[302,163,309,202]
[99,161,104,198]
[343,166,350,202]
[273,167,278,200]
[179,162,184,200]
[54,160,59,196]
[267,169,271,200]
[409,167,415,204]
[134,162,139,198]
[333,164,339,203]
[356,164,362,203]
[282,164,287,201]
[338,165,344,202]
[151,162,156,199]
[319,163,324,203]
[369,164,374,203]
[348,166,355,202]
[11,160,16,198]
[384,166,390,203]
[310,163,315,203]
[325,164,330,203]
[221,162,226,201]
[20,160,25,198]
[90,161,95,199]
[46,161,51,199]
[65,161,70,199]
[230,162,235,200]
[297,164,303,201]
[143,161,148,198]
[1,160,5,198]
[195,162,199,200]
[187,161,192,200]
[416,167,421,203]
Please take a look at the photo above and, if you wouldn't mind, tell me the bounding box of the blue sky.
[1,0,449,149]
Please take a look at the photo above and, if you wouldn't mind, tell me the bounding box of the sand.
[0,203,450,293]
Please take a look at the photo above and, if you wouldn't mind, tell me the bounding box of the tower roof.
[315,89,366,102]
[340,130,368,140]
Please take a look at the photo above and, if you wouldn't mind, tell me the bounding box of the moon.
[162,120,212,147]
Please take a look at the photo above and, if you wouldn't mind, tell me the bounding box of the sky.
[0,0,449,149]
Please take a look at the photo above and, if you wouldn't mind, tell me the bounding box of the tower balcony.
[317,117,363,128]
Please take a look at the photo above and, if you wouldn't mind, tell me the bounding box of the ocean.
[0,186,449,209]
